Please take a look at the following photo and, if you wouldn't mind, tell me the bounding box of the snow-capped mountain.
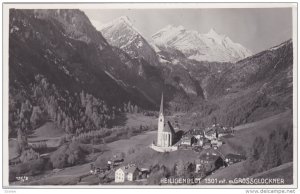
[99,16,205,98]
[100,16,159,66]
[152,25,252,62]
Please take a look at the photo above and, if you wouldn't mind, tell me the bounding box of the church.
[151,93,177,152]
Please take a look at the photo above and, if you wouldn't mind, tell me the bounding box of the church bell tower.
[157,93,164,146]
[158,93,164,132]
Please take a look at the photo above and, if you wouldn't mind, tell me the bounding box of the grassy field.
[124,147,199,169]
[97,128,199,170]
[28,122,65,141]
[203,162,293,185]
[22,114,159,185]
[233,111,291,131]
[205,110,293,183]
[23,130,156,185]
[125,113,157,128]
[203,161,247,183]
[28,175,81,185]
[27,122,65,148]
[14,109,294,186]
[219,110,292,156]
[10,122,65,159]
[249,162,293,185]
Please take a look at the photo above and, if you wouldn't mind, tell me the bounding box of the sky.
[83,8,293,54]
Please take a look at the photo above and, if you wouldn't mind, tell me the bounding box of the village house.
[225,154,246,165]
[195,154,220,173]
[195,150,224,173]
[211,138,223,149]
[108,156,124,168]
[90,163,110,175]
[204,123,234,140]
[197,136,210,147]
[138,168,150,179]
[202,139,212,149]
[204,128,217,140]
[180,134,197,146]
[189,128,204,136]
[217,127,234,137]
[115,164,139,183]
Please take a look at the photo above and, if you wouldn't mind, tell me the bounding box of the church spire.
[159,93,164,114]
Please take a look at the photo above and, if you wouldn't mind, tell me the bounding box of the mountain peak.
[100,15,160,66]
[100,16,135,31]
[207,28,223,38]
[152,24,186,45]
[116,16,133,26]
[208,28,218,35]
[170,25,185,31]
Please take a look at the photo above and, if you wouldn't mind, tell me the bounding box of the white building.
[211,138,222,148]
[115,165,139,183]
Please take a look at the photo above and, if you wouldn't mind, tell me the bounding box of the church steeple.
[159,93,164,115]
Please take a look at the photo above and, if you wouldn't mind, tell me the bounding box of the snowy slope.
[152,25,252,62]
[100,16,159,66]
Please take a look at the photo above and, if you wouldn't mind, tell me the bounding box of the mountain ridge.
[100,16,160,66]
[152,24,252,63]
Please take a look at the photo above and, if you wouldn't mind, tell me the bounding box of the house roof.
[182,133,194,139]
[190,130,204,135]
[205,129,215,136]
[202,137,211,143]
[197,154,219,162]
[118,165,138,174]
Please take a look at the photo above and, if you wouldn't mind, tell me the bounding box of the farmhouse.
[115,164,139,183]
[139,168,150,179]
[204,128,217,140]
[211,138,222,149]
[203,123,234,140]
[180,134,197,146]
[108,156,124,167]
[195,151,224,173]
[195,154,220,173]
[217,127,234,137]
[189,128,204,136]
[90,163,110,175]
[197,136,210,147]
[202,139,212,149]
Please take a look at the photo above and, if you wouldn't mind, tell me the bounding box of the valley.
[10,109,292,185]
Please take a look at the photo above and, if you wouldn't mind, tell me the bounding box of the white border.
[2,2,298,189]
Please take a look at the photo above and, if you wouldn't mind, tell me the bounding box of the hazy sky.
[83,8,293,54]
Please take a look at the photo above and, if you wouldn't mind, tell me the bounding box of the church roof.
[163,121,176,134]
[162,125,172,133]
